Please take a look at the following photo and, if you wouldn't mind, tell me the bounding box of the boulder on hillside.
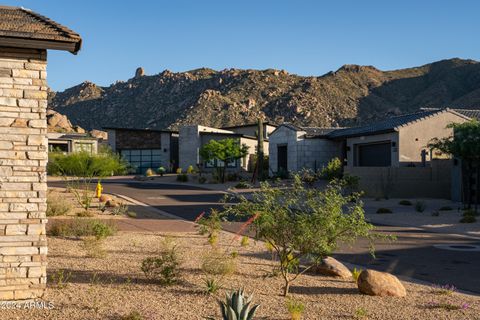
[47,109,86,133]
[312,257,352,279]
[90,129,108,141]
[357,269,406,297]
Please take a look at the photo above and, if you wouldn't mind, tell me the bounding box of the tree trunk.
[283,281,290,297]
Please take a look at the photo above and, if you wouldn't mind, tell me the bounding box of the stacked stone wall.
[0,47,48,300]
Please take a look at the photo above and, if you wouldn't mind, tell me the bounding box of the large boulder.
[312,257,352,279]
[357,269,406,297]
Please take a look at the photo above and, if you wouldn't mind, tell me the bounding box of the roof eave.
[0,36,81,54]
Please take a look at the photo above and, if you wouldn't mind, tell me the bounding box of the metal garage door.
[120,149,162,174]
[357,142,391,167]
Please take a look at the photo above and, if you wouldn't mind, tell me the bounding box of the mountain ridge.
[48,58,480,131]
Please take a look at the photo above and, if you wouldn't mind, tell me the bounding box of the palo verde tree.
[48,150,126,212]
[199,138,249,183]
[429,120,480,212]
[223,174,382,296]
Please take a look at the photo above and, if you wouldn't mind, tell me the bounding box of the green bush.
[198,176,207,184]
[48,219,116,239]
[201,249,236,276]
[187,165,195,174]
[286,299,305,319]
[320,157,343,181]
[157,166,166,176]
[226,172,239,182]
[46,193,72,216]
[439,206,453,211]
[234,181,250,189]
[299,168,318,186]
[398,200,412,206]
[176,173,188,182]
[141,244,180,285]
[376,208,393,214]
[415,201,426,212]
[460,210,477,223]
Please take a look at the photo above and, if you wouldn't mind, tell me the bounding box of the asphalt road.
[48,178,480,294]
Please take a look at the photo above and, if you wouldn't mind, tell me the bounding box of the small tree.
[48,151,126,212]
[224,175,381,296]
[429,120,480,212]
[199,138,249,183]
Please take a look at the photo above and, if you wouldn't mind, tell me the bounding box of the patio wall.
[345,160,453,199]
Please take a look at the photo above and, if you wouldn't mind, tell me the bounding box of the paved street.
[48,178,480,294]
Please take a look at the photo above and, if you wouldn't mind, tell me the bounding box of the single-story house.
[104,127,179,174]
[0,5,81,300]
[329,108,471,168]
[47,132,98,154]
[179,125,269,173]
[268,124,341,174]
[221,122,277,139]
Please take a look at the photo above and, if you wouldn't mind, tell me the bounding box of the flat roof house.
[0,6,81,300]
[268,124,341,174]
[105,127,179,174]
[179,125,269,173]
[47,132,99,154]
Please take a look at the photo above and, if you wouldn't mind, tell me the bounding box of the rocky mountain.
[48,58,480,131]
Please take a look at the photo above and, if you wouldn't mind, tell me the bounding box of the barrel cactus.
[217,289,259,320]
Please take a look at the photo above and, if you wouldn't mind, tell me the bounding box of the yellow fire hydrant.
[95,181,103,198]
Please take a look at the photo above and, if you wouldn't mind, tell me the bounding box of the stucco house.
[179,125,269,173]
[47,132,98,154]
[0,6,81,300]
[268,124,341,174]
[105,127,179,174]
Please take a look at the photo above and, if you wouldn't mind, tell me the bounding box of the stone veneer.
[0,47,48,300]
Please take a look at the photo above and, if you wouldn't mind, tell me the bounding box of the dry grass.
[4,231,479,320]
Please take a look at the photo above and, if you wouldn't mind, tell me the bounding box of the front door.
[277,145,288,172]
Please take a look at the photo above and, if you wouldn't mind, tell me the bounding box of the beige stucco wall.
[398,112,468,165]
[0,47,48,300]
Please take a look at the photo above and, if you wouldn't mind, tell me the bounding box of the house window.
[120,148,163,174]
[76,142,93,154]
[204,159,237,168]
[205,159,215,168]
[227,159,237,168]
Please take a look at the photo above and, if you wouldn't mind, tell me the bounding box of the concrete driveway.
[47,178,480,295]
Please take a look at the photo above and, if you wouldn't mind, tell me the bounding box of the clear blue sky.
[3,0,479,91]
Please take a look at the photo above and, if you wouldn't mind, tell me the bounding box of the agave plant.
[213,289,259,320]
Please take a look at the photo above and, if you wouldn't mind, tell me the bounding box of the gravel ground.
[3,231,479,320]
[363,198,480,238]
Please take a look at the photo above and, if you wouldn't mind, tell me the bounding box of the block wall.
[0,47,48,300]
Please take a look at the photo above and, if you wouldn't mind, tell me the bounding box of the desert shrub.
[76,210,94,217]
[299,168,318,186]
[415,201,426,212]
[342,173,360,192]
[224,174,383,296]
[204,277,221,295]
[439,206,453,211]
[197,209,222,245]
[46,192,72,216]
[376,208,393,214]
[320,157,343,181]
[274,167,289,180]
[187,165,195,174]
[127,211,137,218]
[398,200,412,206]
[176,168,182,174]
[48,219,116,239]
[145,168,155,177]
[49,269,72,289]
[141,243,180,285]
[198,176,207,184]
[354,307,368,319]
[177,173,188,182]
[111,203,130,216]
[226,172,240,182]
[201,249,236,276]
[286,299,305,320]
[240,235,249,247]
[121,311,144,320]
[460,210,477,223]
[157,166,166,176]
[352,267,362,283]
[234,181,250,189]
[81,236,107,258]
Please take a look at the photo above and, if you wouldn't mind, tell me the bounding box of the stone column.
[0,47,48,300]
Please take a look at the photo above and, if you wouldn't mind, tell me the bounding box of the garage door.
[357,142,391,167]
[120,149,163,174]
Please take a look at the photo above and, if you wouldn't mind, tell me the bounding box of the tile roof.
[327,109,468,139]
[0,6,81,53]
